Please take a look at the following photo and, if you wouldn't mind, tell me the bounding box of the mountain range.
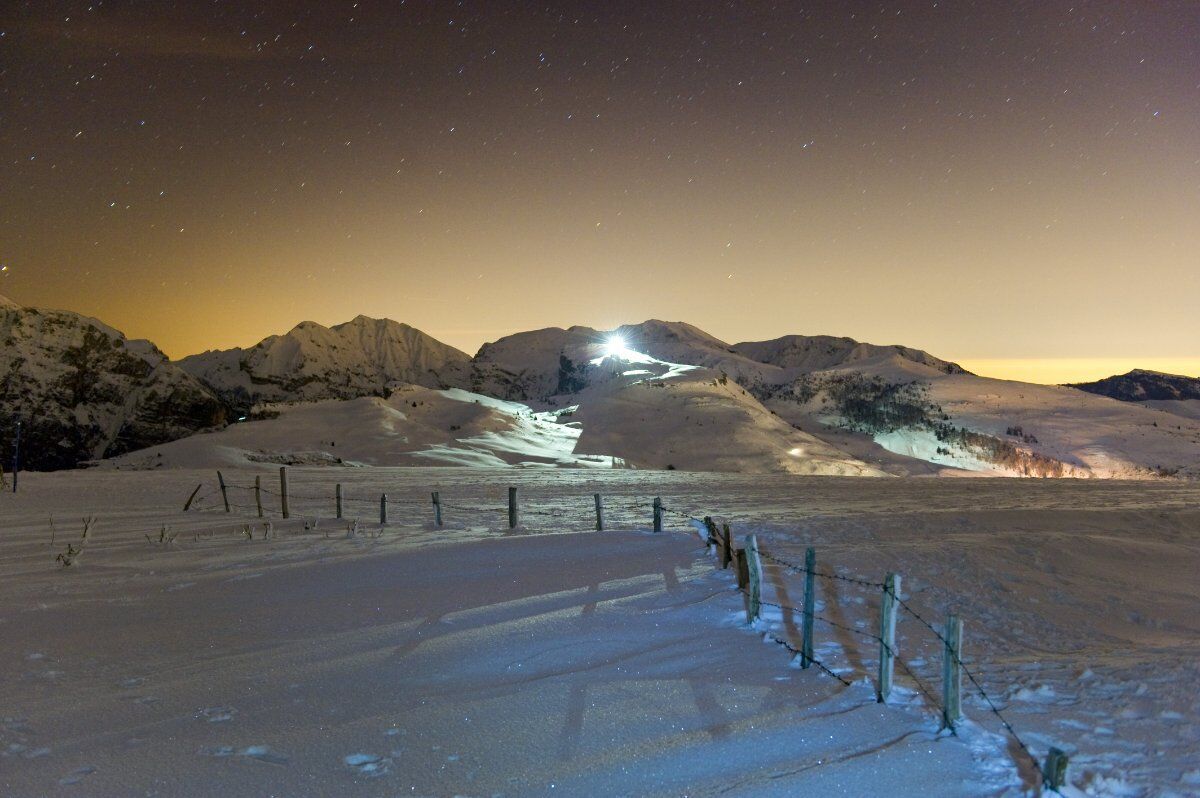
[2,293,1197,478]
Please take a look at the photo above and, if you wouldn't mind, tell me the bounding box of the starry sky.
[2,1,1198,383]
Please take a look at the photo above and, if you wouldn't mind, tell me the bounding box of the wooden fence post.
[801,547,816,669]
[744,535,763,624]
[721,523,733,570]
[380,493,388,525]
[652,497,663,532]
[508,487,519,528]
[1043,747,1069,792]
[336,483,343,519]
[594,493,604,531]
[432,491,443,527]
[11,419,20,493]
[877,572,901,703]
[254,475,264,518]
[702,516,718,553]
[734,546,749,591]
[279,466,290,519]
[182,483,203,512]
[216,471,231,513]
[942,614,963,731]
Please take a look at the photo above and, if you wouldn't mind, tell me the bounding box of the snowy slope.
[1140,399,1200,422]
[102,385,608,470]
[0,294,226,470]
[3,469,1199,794]
[760,358,1200,479]
[177,316,471,408]
[571,372,884,475]
[469,322,884,475]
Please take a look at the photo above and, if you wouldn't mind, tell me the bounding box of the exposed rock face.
[0,296,227,470]
[176,315,472,409]
[1069,369,1200,402]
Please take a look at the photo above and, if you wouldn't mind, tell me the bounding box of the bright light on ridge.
[603,335,633,360]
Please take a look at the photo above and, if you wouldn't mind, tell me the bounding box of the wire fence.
[182,471,1066,791]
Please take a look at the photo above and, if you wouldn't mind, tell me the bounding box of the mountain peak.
[1069,370,1200,402]
[178,313,471,407]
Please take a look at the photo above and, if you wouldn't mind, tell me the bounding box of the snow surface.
[101,386,603,470]
[1140,400,1200,422]
[2,469,1198,796]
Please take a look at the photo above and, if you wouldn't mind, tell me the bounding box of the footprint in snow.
[59,766,96,785]
[226,572,264,582]
[201,745,288,765]
[344,753,391,778]
[198,706,237,723]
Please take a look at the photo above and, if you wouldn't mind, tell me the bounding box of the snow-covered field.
[2,469,1198,796]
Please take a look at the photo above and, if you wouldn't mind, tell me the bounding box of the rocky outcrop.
[0,296,227,470]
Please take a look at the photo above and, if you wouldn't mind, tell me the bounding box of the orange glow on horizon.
[956,358,1200,385]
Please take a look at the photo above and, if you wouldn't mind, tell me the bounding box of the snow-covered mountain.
[176,316,471,409]
[0,294,227,470]
[1068,369,1200,402]
[465,321,885,475]
[754,357,1200,479]
[1066,369,1200,425]
[464,322,1199,478]
[733,335,967,378]
[468,322,965,401]
[6,294,1197,478]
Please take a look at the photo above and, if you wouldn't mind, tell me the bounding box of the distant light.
[603,335,632,360]
[788,447,804,457]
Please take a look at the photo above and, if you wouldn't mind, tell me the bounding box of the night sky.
[2,1,1198,382]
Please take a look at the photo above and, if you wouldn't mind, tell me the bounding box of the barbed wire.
[888,594,1045,778]
[757,597,942,711]
[758,549,887,590]
[182,481,1053,782]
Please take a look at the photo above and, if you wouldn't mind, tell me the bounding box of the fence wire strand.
[182,479,1053,782]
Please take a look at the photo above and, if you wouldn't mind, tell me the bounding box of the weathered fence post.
[216,471,231,513]
[800,547,816,669]
[721,523,733,570]
[942,614,963,731]
[279,466,290,519]
[877,572,901,703]
[254,475,264,518]
[335,483,343,519]
[432,491,443,527]
[744,535,763,624]
[1043,747,1069,792]
[182,483,202,512]
[652,497,663,532]
[734,546,749,591]
[702,516,718,554]
[508,487,519,528]
[380,493,388,525]
[11,419,20,493]
[594,493,604,531]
